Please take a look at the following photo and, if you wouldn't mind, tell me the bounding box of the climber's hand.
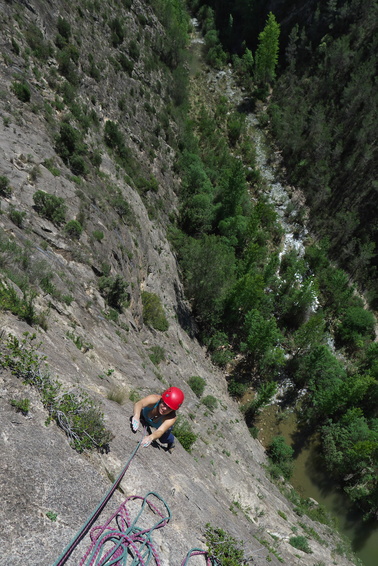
[142,435,152,447]
[131,417,139,432]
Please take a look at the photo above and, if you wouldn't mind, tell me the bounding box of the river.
[257,407,378,566]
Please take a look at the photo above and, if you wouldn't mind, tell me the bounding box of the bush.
[33,190,67,225]
[227,379,248,398]
[337,306,375,349]
[110,194,132,221]
[92,230,104,242]
[227,113,245,146]
[90,150,102,167]
[210,348,234,367]
[0,175,12,197]
[141,291,169,331]
[129,389,140,403]
[109,17,124,47]
[148,345,165,366]
[25,24,53,61]
[0,281,38,326]
[174,415,197,452]
[267,435,294,480]
[64,220,83,239]
[201,395,218,412]
[9,208,26,228]
[129,39,140,60]
[57,16,71,41]
[56,122,86,164]
[104,120,125,151]
[98,275,129,312]
[289,535,312,554]
[10,398,30,415]
[12,81,31,102]
[188,375,206,398]
[204,524,245,565]
[57,48,80,85]
[69,154,88,176]
[0,332,114,452]
[107,387,127,405]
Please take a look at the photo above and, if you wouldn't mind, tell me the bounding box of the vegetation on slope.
[171,1,378,521]
[190,0,378,305]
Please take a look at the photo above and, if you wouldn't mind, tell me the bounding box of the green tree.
[275,251,318,329]
[254,12,280,84]
[318,266,354,316]
[64,220,83,239]
[336,306,375,350]
[295,345,347,420]
[98,275,129,312]
[216,158,248,222]
[55,122,87,175]
[241,47,254,75]
[180,192,215,236]
[243,381,277,422]
[322,408,378,518]
[179,234,236,327]
[204,29,227,68]
[267,435,294,480]
[243,308,285,374]
[33,191,67,225]
[141,291,169,331]
[290,312,326,359]
[224,269,268,326]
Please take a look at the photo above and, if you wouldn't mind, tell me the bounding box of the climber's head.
[161,386,184,411]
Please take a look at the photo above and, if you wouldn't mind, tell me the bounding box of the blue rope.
[53,431,219,566]
[53,436,143,566]
[79,492,171,566]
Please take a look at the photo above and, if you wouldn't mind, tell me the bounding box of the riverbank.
[256,405,378,566]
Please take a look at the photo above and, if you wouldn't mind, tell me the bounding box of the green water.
[259,408,378,566]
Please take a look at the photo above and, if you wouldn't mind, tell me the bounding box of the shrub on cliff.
[141,291,169,331]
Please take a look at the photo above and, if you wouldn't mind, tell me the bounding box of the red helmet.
[161,387,184,410]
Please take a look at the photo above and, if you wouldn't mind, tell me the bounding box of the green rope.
[79,492,171,565]
[53,437,143,566]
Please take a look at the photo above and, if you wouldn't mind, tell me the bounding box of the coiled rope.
[53,431,218,566]
[78,492,170,566]
[53,434,143,566]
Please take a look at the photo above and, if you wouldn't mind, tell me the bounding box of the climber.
[131,387,184,452]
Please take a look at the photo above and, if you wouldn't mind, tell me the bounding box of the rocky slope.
[0,1,358,565]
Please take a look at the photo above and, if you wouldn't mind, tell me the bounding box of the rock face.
[0,1,356,565]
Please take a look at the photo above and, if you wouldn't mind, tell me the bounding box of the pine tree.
[254,12,280,84]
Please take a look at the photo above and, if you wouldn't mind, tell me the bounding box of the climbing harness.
[53,429,217,565]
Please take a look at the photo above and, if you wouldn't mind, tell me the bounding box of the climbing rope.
[78,492,170,566]
[53,434,144,566]
[53,430,217,566]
